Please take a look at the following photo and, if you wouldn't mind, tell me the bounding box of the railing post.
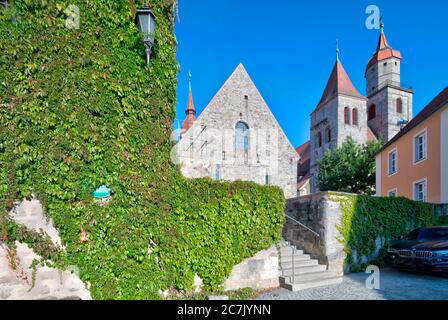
[291,245,295,284]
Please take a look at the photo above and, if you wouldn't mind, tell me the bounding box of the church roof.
[295,140,310,178]
[366,30,402,74]
[181,90,196,133]
[314,59,365,112]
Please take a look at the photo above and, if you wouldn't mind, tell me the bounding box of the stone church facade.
[306,26,414,193]
[174,64,300,199]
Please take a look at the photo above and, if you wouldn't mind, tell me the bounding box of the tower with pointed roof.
[181,72,196,137]
[365,23,414,142]
[309,48,367,193]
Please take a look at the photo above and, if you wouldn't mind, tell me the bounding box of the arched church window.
[396,98,403,113]
[325,126,331,143]
[368,104,376,121]
[317,132,322,148]
[352,108,358,126]
[235,121,249,151]
[344,107,351,125]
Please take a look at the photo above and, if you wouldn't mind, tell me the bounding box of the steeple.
[181,72,196,134]
[315,58,364,112]
[366,24,402,75]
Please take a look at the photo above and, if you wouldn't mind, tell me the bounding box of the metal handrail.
[285,214,320,238]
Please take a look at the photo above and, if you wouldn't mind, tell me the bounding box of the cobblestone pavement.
[256,268,448,300]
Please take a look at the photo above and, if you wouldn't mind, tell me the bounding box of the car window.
[405,229,420,240]
[418,228,448,241]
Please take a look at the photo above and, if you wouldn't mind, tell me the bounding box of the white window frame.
[388,188,398,197]
[413,129,427,164]
[388,148,398,176]
[413,178,428,202]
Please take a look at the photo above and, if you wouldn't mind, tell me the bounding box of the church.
[298,24,414,194]
[174,64,300,199]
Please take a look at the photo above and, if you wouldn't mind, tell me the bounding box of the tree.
[317,137,381,195]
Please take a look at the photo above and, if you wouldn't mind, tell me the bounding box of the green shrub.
[332,193,436,271]
[0,0,284,299]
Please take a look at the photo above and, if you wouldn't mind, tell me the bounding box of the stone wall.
[0,198,91,300]
[283,192,346,275]
[224,246,279,291]
[435,203,448,216]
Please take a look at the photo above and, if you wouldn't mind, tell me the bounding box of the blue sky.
[174,0,448,147]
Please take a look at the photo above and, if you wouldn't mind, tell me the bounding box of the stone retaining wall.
[435,203,448,216]
[224,246,279,291]
[283,192,346,275]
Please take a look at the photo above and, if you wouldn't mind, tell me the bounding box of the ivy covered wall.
[0,0,285,299]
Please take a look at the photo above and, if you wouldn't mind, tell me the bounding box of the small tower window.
[368,104,376,121]
[352,108,358,126]
[396,98,403,113]
[344,107,351,125]
[325,126,331,143]
[317,132,322,148]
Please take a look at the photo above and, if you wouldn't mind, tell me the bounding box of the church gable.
[176,63,299,198]
[192,63,299,161]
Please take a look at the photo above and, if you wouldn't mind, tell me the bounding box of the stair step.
[280,264,327,275]
[279,271,339,283]
[279,259,318,269]
[279,248,303,255]
[280,276,343,291]
[279,254,310,262]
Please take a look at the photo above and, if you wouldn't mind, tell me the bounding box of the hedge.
[332,193,436,272]
[0,0,284,299]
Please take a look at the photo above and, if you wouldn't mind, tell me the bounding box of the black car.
[386,226,448,274]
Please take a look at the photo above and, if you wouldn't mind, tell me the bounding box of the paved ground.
[256,268,448,300]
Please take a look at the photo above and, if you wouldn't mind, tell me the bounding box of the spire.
[315,59,364,112]
[335,39,339,61]
[188,71,192,91]
[366,22,402,74]
[181,72,196,133]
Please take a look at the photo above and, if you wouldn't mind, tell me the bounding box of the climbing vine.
[332,193,436,272]
[0,0,284,299]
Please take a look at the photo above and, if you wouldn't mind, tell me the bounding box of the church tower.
[309,48,367,193]
[365,23,414,143]
[181,72,196,137]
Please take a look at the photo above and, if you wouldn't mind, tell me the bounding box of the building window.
[396,98,403,113]
[325,126,331,143]
[214,164,221,181]
[344,107,350,125]
[388,149,397,175]
[388,189,397,197]
[414,179,427,202]
[414,130,427,163]
[317,131,322,148]
[352,108,358,126]
[368,104,376,120]
[235,121,249,151]
[265,173,270,185]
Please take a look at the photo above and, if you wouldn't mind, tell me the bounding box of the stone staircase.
[278,242,343,291]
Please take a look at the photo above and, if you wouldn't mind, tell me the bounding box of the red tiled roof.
[181,90,196,133]
[297,173,310,190]
[378,86,448,154]
[366,31,402,75]
[367,126,378,142]
[295,140,311,179]
[295,141,310,164]
[314,59,365,113]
